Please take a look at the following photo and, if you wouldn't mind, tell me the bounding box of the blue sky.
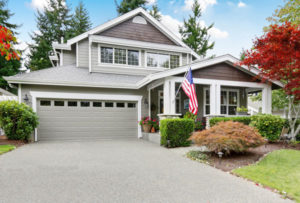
[7,0,284,59]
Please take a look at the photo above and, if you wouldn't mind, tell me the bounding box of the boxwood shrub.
[160,118,194,148]
[249,114,286,141]
[209,116,252,127]
[0,101,39,141]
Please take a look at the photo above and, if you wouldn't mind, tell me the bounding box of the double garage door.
[37,99,138,141]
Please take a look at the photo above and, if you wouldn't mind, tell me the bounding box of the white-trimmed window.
[158,90,181,114]
[100,46,139,66]
[146,52,180,69]
[204,88,239,116]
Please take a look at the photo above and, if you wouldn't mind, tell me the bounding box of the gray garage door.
[37,99,138,141]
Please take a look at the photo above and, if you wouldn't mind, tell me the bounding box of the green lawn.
[233,149,300,202]
[0,145,15,155]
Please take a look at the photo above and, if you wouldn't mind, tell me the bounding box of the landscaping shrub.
[160,118,194,148]
[0,101,38,141]
[209,116,252,127]
[189,121,266,155]
[250,114,285,141]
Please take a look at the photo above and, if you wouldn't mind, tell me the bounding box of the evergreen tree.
[67,1,91,39]
[149,4,161,21]
[27,0,72,71]
[115,0,147,15]
[179,0,214,58]
[0,0,20,92]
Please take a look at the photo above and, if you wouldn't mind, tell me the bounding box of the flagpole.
[173,67,190,102]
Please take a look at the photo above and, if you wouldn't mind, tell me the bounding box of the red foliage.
[239,22,300,100]
[189,121,266,155]
[0,25,20,61]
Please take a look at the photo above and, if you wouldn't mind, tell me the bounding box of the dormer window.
[146,52,180,69]
[99,46,139,66]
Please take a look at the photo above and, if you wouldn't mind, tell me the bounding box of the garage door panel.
[38,121,137,128]
[37,99,138,141]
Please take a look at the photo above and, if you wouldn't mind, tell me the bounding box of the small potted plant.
[151,119,159,133]
[139,117,152,133]
[237,106,248,115]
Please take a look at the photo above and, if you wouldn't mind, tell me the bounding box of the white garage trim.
[30,91,143,141]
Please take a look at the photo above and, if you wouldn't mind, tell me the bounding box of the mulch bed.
[205,142,300,172]
[0,135,27,147]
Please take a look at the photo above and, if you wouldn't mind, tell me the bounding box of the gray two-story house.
[5,8,281,141]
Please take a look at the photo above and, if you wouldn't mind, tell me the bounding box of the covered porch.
[146,76,272,122]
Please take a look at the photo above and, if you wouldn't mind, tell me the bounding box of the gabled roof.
[137,54,284,88]
[53,7,200,59]
[0,88,15,96]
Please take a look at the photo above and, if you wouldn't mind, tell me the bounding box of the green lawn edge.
[233,149,300,202]
[0,145,16,155]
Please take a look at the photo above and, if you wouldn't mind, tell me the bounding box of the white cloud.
[161,14,228,40]
[30,0,48,10]
[146,0,156,6]
[183,0,217,11]
[209,27,229,39]
[238,1,246,7]
[161,15,183,38]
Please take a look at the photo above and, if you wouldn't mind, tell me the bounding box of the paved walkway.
[0,139,292,203]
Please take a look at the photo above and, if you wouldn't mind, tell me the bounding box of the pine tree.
[27,0,72,71]
[179,0,214,58]
[67,1,92,39]
[0,0,20,92]
[115,0,147,15]
[149,4,161,21]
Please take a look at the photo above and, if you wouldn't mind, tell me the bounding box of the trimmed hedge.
[0,101,39,141]
[209,116,252,127]
[160,118,194,148]
[249,114,286,141]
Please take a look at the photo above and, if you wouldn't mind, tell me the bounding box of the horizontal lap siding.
[178,63,258,82]
[98,16,177,45]
[78,39,89,67]
[62,48,76,66]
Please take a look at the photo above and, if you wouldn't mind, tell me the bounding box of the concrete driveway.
[0,139,292,203]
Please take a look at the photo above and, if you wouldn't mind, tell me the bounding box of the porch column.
[209,83,221,115]
[148,89,151,118]
[262,85,272,114]
[163,79,171,114]
[170,80,176,114]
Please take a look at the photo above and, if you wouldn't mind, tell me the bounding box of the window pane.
[229,106,237,115]
[147,53,158,67]
[54,101,64,106]
[147,53,170,68]
[93,102,102,107]
[205,105,210,115]
[170,55,179,69]
[205,89,210,105]
[105,102,114,107]
[221,106,227,114]
[101,47,113,63]
[68,101,77,107]
[80,101,90,107]
[117,102,125,108]
[40,100,51,106]
[128,103,136,108]
[229,91,238,105]
[128,50,139,66]
[221,91,227,105]
[114,48,126,64]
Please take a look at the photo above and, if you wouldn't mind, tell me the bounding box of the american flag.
[181,68,198,115]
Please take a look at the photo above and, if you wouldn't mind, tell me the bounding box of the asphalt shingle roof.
[6,65,146,87]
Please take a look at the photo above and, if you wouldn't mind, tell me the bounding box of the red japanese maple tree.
[239,22,300,140]
[0,25,20,61]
